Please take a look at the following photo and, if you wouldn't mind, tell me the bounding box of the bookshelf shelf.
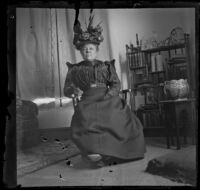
[141,43,186,53]
[131,66,146,70]
[149,71,165,74]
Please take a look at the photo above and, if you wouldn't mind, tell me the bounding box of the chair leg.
[192,136,195,145]
[176,126,181,150]
[166,136,170,149]
[170,136,174,145]
[191,128,196,145]
[183,135,187,144]
[166,126,170,149]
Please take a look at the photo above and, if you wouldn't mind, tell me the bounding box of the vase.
[164,80,179,99]
[164,79,189,100]
[177,79,189,98]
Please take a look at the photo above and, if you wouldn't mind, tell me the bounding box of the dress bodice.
[64,59,121,97]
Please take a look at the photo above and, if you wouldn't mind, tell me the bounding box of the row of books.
[128,52,146,69]
[168,65,187,79]
[168,57,187,65]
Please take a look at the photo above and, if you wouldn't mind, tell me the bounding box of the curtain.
[16,8,125,105]
[17,8,53,100]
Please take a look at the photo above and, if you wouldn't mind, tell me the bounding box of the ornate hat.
[73,15,104,50]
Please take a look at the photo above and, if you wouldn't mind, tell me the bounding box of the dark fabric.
[64,59,146,159]
[145,146,196,185]
[64,59,120,97]
[70,87,146,159]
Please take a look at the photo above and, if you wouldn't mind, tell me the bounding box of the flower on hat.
[89,36,95,41]
[98,36,104,41]
[82,32,90,40]
[93,32,100,37]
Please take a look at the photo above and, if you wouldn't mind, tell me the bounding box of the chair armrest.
[71,94,81,107]
[120,89,132,101]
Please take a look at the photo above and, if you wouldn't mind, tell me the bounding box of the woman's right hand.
[73,87,83,97]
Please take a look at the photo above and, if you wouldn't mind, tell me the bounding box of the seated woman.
[64,16,146,167]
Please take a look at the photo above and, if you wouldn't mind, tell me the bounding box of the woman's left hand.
[104,92,112,100]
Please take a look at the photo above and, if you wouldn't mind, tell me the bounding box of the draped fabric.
[17,9,55,99]
[70,87,146,159]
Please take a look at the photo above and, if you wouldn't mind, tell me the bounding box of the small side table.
[159,98,196,149]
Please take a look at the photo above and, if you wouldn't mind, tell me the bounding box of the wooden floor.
[17,139,192,187]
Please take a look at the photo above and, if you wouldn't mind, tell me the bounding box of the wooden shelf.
[168,61,187,65]
[134,86,152,90]
[135,81,152,85]
[127,50,141,55]
[159,98,196,104]
[139,108,160,112]
[137,104,159,111]
[141,43,186,53]
[170,56,186,60]
[134,83,163,90]
[149,71,165,74]
[130,66,146,70]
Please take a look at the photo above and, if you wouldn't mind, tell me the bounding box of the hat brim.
[75,40,100,50]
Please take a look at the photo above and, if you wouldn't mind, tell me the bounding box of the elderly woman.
[64,16,146,167]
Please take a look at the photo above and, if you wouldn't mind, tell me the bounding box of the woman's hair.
[79,43,99,52]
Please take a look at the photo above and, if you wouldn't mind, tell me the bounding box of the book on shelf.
[135,52,138,67]
[131,54,135,68]
[129,51,146,69]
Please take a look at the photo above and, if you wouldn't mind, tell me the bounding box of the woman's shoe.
[81,154,104,168]
[87,154,102,162]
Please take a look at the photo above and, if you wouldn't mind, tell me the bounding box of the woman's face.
[80,43,99,61]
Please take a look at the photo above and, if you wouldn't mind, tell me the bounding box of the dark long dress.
[64,59,146,159]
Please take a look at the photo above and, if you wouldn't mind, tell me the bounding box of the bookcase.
[126,29,193,137]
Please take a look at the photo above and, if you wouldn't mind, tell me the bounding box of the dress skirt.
[70,87,146,159]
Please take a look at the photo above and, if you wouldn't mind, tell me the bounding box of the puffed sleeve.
[105,59,121,97]
[63,62,76,98]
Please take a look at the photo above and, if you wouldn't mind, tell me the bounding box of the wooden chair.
[72,89,132,108]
